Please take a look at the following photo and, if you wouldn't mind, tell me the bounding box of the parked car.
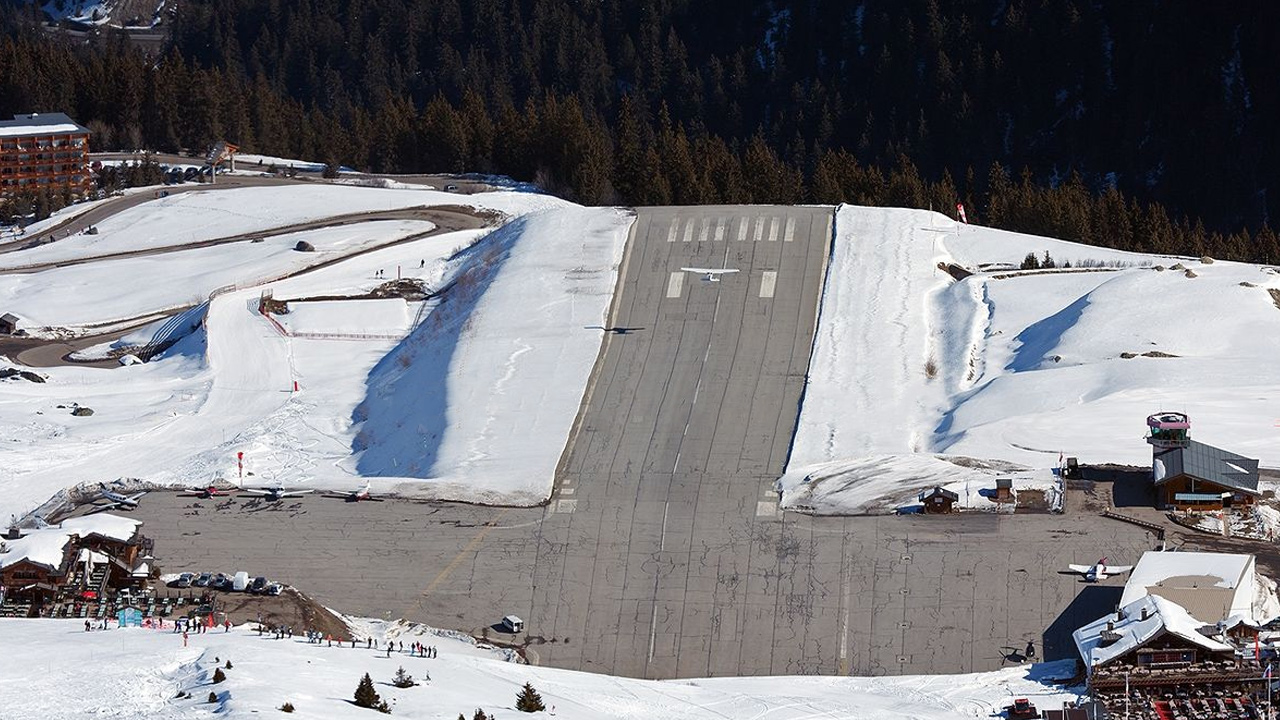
[174,572,194,588]
[194,572,213,587]
[444,183,459,192]
[211,573,230,590]
[501,615,524,633]
[249,576,268,594]
[231,571,250,592]
[265,583,284,596]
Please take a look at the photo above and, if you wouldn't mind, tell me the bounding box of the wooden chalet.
[918,486,959,513]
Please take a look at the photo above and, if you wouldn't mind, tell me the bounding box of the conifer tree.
[515,682,545,712]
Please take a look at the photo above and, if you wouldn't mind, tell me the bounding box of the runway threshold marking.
[418,508,510,599]
[753,218,765,243]
[768,217,780,242]
[736,217,748,241]
[714,218,726,242]
[759,271,777,298]
[783,217,796,242]
[697,218,710,243]
[666,271,684,298]
[666,220,678,242]
[682,219,695,243]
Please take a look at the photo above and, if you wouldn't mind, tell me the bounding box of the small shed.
[0,313,19,334]
[995,477,1015,503]
[117,606,143,627]
[918,486,959,514]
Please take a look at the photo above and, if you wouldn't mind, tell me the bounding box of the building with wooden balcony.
[0,113,92,199]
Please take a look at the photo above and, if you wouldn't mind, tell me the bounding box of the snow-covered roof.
[0,514,139,572]
[0,113,90,138]
[1073,594,1233,668]
[59,514,141,543]
[1120,551,1257,623]
[0,528,73,572]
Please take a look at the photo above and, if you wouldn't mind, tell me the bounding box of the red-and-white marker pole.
[956,203,968,224]
[237,451,243,479]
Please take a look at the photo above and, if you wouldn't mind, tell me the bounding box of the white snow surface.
[0,618,1083,720]
[0,183,628,519]
[783,205,1280,514]
[349,207,633,504]
[276,299,413,337]
[0,220,434,334]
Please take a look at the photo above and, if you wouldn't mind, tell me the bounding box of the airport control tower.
[1146,412,1191,449]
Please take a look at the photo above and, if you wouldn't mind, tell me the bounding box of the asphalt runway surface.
[116,205,1157,679]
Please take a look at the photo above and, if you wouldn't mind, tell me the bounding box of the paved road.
[117,205,1158,680]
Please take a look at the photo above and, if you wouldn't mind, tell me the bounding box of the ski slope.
[783,205,1280,513]
[0,618,1083,720]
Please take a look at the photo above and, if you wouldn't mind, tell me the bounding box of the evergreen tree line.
[2,27,1278,264]
[156,0,1280,233]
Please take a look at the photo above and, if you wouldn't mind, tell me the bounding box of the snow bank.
[350,207,634,504]
[784,205,1280,514]
[0,618,1084,719]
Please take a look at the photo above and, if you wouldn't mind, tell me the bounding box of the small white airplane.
[1066,557,1134,582]
[241,486,314,501]
[323,482,383,503]
[93,483,147,511]
[681,267,740,282]
[178,485,239,499]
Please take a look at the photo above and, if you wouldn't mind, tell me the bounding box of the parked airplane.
[93,484,147,511]
[681,267,740,282]
[241,486,314,501]
[179,485,238,499]
[323,482,384,502]
[1066,557,1134,582]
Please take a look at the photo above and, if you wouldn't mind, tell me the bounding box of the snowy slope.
[349,208,634,504]
[0,196,629,519]
[0,618,1082,720]
[0,220,433,334]
[783,205,1280,513]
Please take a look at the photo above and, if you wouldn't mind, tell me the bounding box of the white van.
[501,615,524,633]
[231,571,250,592]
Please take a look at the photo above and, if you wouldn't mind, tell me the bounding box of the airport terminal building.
[0,113,92,199]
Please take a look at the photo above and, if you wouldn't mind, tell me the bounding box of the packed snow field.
[0,184,625,519]
[0,618,1082,720]
[781,206,1280,513]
